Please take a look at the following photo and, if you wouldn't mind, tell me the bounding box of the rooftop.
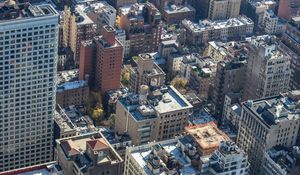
[208,41,249,61]
[57,80,88,92]
[76,1,115,15]
[244,91,300,127]
[119,86,192,121]
[185,122,230,154]
[100,128,132,145]
[57,69,79,85]
[209,141,248,173]
[189,108,215,125]
[2,162,62,175]
[127,137,200,174]
[57,132,122,172]
[266,146,300,174]
[245,35,277,48]
[218,141,242,155]
[0,1,58,22]
[120,2,160,22]
[131,53,166,77]
[182,16,253,33]
[119,3,145,16]
[164,4,195,14]
[250,0,276,8]
[72,6,94,25]
[154,86,191,113]
[55,105,95,134]
[96,33,122,48]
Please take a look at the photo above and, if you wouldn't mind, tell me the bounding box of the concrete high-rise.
[243,35,291,101]
[0,1,59,172]
[281,17,300,91]
[237,91,300,174]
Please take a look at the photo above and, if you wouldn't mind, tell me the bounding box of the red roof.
[86,138,109,151]
[60,140,80,156]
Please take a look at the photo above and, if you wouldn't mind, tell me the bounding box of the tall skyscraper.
[0,1,59,171]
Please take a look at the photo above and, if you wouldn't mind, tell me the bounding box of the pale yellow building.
[208,0,241,20]
[63,6,95,66]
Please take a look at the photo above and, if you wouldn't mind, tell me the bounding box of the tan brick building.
[56,132,123,175]
[114,85,193,145]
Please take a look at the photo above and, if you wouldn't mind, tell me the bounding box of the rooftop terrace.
[185,122,230,154]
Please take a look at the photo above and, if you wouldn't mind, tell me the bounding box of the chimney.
[102,25,116,46]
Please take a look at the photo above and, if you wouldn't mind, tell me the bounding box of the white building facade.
[0,3,59,171]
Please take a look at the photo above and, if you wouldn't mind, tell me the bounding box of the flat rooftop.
[244,91,300,127]
[129,139,199,174]
[100,128,131,145]
[18,169,55,175]
[119,86,192,121]
[154,86,190,113]
[57,69,79,84]
[164,5,195,14]
[2,162,62,175]
[55,105,95,133]
[0,2,58,22]
[182,16,253,33]
[76,1,115,16]
[119,3,144,16]
[74,6,94,25]
[189,109,215,125]
[54,110,76,133]
[57,80,88,92]
[185,122,230,153]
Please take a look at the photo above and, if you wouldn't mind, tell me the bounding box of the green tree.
[121,69,130,86]
[171,77,188,89]
[132,56,139,61]
[108,114,116,129]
